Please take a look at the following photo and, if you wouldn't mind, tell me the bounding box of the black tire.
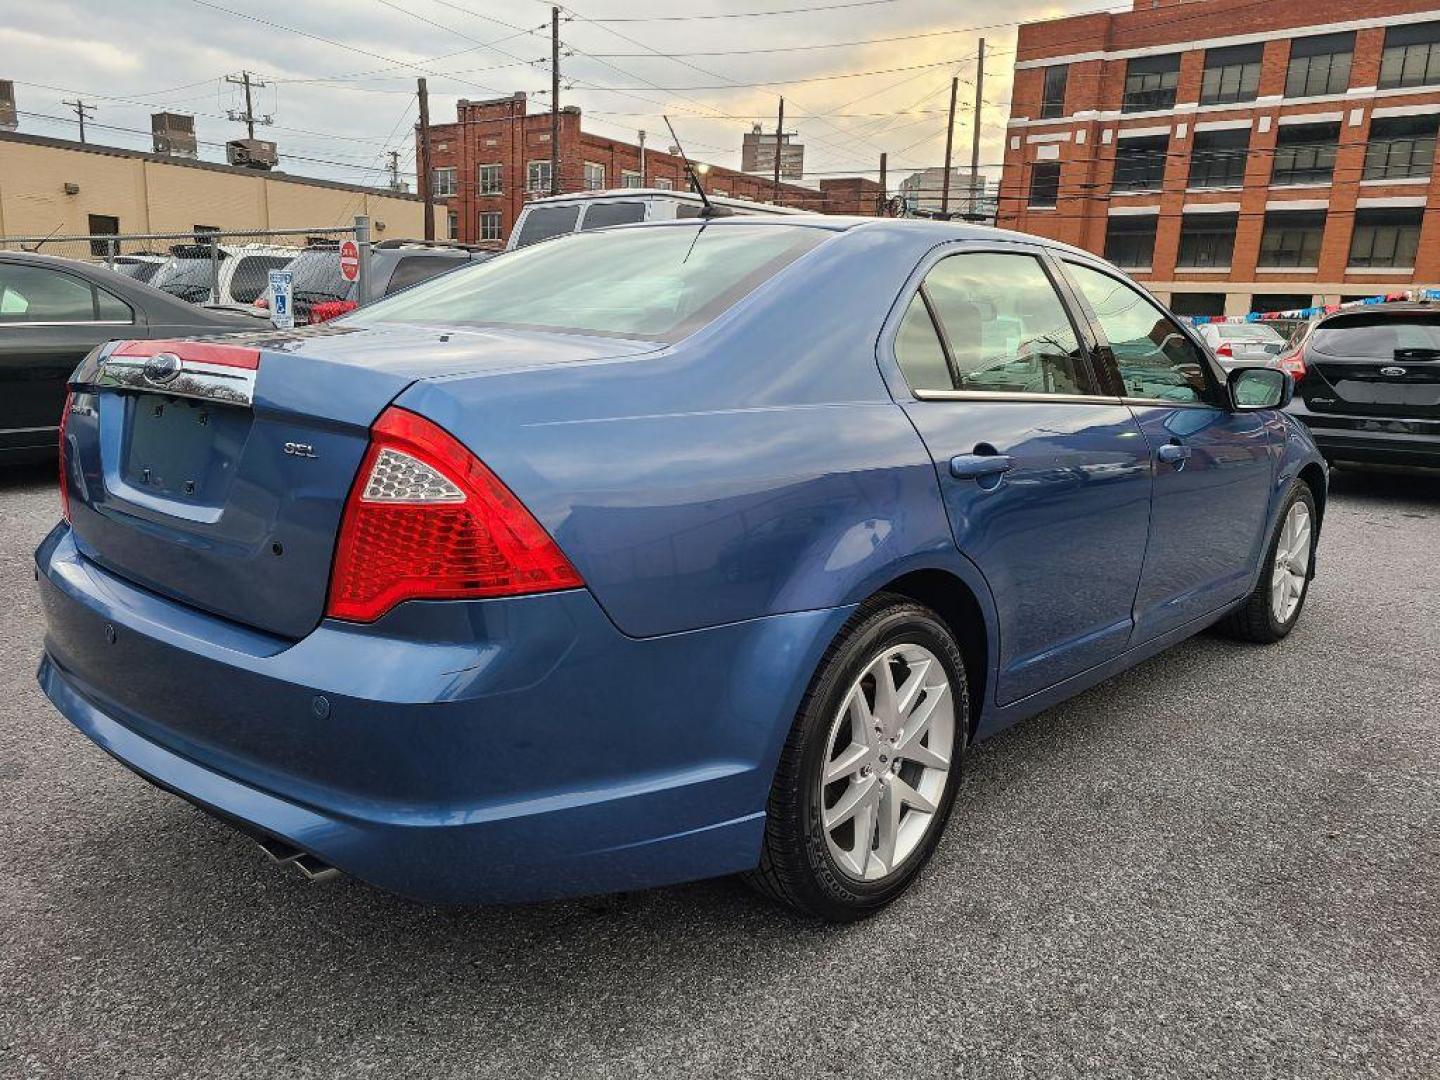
[745,593,969,921]
[1216,481,1318,643]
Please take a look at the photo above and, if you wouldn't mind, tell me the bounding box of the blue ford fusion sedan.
[37,217,1326,920]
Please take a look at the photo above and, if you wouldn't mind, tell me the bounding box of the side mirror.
[1228,365,1293,411]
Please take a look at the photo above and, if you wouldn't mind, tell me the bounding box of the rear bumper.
[1285,404,1440,467]
[35,525,851,904]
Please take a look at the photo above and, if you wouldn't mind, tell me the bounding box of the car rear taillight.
[309,300,358,324]
[58,389,73,523]
[1277,349,1306,382]
[326,407,583,622]
[1213,342,1233,359]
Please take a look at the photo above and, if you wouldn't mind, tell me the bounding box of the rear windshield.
[1310,314,1440,358]
[151,257,217,302]
[361,223,827,342]
[287,249,353,302]
[1218,324,1283,340]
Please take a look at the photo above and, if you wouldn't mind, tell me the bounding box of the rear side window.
[581,202,647,230]
[0,264,98,322]
[385,255,462,294]
[363,223,826,342]
[95,286,134,322]
[514,205,581,248]
[897,252,1091,395]
[1310,315,1440,358]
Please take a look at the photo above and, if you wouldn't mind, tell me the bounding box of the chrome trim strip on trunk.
[94,356,255,407]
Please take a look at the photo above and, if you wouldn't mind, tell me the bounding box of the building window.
[1104,215,1157,269]
[1113,134,1169,191]
[583,162,606,190]
[1286,32,1354,98]
[1201,43,1263,106]
[1348,207,1423,268]
[432,167,457,197]
[1167,292,1227,318]
[479,211,502,242]
[527,160,553,193]
[1028,161,1061,207]
[1379,21,1440,91]
[621,170,642,188]
[447,210,459,240]
[87,213,120,257]
[1271,122,1339,185]
[478,164,502,195]
[654,177,674,190]
[1252,293,1315,314]
[1123,54,1181,113]
[1364,114,1439,180]
[1176,213,1237,269]
[1041,64,1068,119]
[1258,210,1326,267]
[1188,128,1250,189]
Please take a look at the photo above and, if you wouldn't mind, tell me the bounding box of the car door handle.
[1156,443,1192,464]
[950,453,1014,479]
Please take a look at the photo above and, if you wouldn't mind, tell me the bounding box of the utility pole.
[941,75,958,216]
[879,152,887,216]
[551,6,561,196]
[638,129,646,186]
[969,39,985,219]
[224,71,272,139]
[387,150,401,191]
[62,98,95,144]
[417,77,435,242]
[772,97,784,204]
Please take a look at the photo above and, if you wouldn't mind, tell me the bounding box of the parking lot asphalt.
[0,462,1436,1080]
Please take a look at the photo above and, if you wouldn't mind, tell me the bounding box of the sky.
[0,0,1078,195]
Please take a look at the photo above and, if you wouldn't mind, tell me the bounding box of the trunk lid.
[1300,311,1440,419]
[63,322,657,638]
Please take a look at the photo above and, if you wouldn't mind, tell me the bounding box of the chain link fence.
[0,217,374,317]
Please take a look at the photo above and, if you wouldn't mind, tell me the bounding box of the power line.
[571,0,902,22]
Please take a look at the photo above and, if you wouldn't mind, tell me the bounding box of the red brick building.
[998,0,1440,318]
[422,93,880,246]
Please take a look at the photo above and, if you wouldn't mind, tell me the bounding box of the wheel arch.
[1297,460,1327,527]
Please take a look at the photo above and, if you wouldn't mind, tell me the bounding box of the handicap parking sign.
[268,269,295,330]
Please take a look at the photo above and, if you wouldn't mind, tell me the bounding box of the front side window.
[1113,134,1169,191]
[1257,210,1327,268]
[1364,114,1439,180]
[1176,213,1237,269]
[1272,122,1340,185]
[583,162,605,190]
[1041,65,1069,119]
[1379,21,1440,90]
[1065,261,1211,404]
[896,252,1090,396]
[1123,54,1181,113]
[0,264,100,322]
[1104,216,1158,269]
[526,160,553,193]
[479,211,502,241]
[432,167,457,197]
[1348,208,1424,268]
[1028,161,1061,207]
[364,223,827,342]
[1201,43,1263,105]
[1287,32,1354,97]
[1188,128,1250,189]
[478,164,503,195]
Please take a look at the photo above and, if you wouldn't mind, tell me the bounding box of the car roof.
[1316,302,1440,324]
[522,187,809,214]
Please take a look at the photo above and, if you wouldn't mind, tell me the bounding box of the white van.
[506,188,804,251]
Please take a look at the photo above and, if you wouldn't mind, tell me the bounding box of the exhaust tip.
[253,835,340,883]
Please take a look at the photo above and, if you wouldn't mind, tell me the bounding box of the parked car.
[1281,303,1440,468]
[1195,322,1287,369]
[0,251,264,464]
[506,187,804,250]
[264,240,492,324]
[37,218,1325,920]
[149,242,297,309]
[105,253,168,285]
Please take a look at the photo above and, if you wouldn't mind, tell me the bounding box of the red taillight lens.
[326,407,583,622]
[309,300,358,324]
[58,389,73,522]
[255,296,269,309]
[1277,350,1306,382]
[1214,342,1233,358]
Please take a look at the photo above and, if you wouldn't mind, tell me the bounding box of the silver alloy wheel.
[819,643,955,882]
[1270,500,1313,624]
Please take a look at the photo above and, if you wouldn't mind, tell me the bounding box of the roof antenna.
[663,115,731,218]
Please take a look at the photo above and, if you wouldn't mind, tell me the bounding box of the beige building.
[0,131,441,240]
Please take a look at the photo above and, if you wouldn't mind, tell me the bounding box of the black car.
[0,251,265,464]
[1283,303,1440,468]
[271,240,493,325]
